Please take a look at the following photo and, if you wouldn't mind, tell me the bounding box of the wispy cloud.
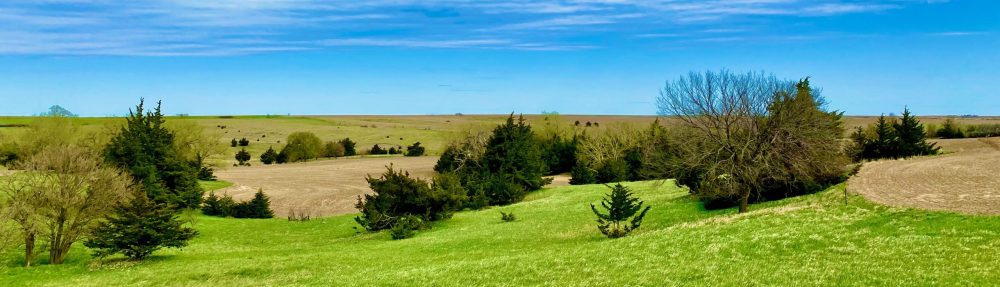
[0,0,948,56]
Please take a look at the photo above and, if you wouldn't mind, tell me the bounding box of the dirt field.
[214,156,439,217]
[848,137,1000,215]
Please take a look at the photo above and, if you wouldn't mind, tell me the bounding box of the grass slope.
[2,181,999,286]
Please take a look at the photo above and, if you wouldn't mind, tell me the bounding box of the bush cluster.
[851,108,939,161]
[234,148,251,166]
[202,189,274,219]
[354,166,465,236]
[405,142,426,157]
[434,115,552,208]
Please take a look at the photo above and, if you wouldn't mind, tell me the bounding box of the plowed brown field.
[848,137,1000,215]
[214,156,438,217]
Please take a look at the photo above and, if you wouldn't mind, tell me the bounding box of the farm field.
[214,155,438,217]
[3,181,999,286]
[849,137,1000,215]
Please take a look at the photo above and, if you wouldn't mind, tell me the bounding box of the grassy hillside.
[2,181,998,286]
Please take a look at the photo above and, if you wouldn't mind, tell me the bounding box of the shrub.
[202,192,224,216]
[355,166,465,232]
[596,159,629,183]
[85,193,198,260]
[369,144,387,155]
[235,148,251,166]
[569,161,597,185]
[238,138,250,146]
[591,184,651,239]
[260,146,278,164]
[388,147,400,155]
[280,132,324,162]
[389,215,424,240]
[935,119,965,139]
[202,190,274,219]
[230,138,237,147]
[405,142,426,157]
[500,211,517,222]
[324,141,346,158]
[965,124,1000,138]
[339,138,357,156]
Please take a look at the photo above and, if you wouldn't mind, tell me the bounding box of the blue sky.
[0,0,997,116]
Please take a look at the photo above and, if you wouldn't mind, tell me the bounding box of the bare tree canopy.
[2,145,134,266]
[657,70,847,213]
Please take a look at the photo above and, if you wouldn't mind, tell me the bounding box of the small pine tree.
[230,138,238,147]
[370,144,386,155]
[238,138,250,147]
[260,146,278,165]
[500,211,516,222]
[590,184,651,239]
[569,161,597,185]
[246,189,275,218]
[339,138,357,156]
[85,193,197,260]
[202,192,223,216]
[405,142,426,157]
[235,148,251,166]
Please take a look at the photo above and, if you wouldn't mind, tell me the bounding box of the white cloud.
[0,0,942,56]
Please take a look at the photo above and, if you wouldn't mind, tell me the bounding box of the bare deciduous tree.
[1,146,133,265]
[658,70,847,213]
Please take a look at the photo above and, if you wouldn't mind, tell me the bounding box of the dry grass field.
[214,156,439,217]
[848,137,1000,215]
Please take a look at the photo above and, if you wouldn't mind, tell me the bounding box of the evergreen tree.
[339,138,357,156]
[85,193,197,260]
[569,161,597,185]
[260,146,278,164]
[482,114,551,194]
[872,115,898,159]
[590,184,651,239]
[238,138,250,146]
[230,138,238,147]
[246,189,274,218]
[369,144,386,155]
[235,148,251,165]
[104,99,203,209]
[405,142,426,157]
[893,108,939,157]
[201,192,223,216]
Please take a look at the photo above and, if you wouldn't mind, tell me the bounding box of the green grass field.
[2,181,998,286]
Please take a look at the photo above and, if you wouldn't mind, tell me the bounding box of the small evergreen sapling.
[235,148,251,166]
[590,184,651,239]
[85,193,197,260]
[500,211,517,222]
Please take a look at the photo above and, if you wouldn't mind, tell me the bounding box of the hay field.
[848,137,1000,215]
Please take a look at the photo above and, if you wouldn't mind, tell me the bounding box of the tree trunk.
[24,233,35,267]
[738,190,750,213]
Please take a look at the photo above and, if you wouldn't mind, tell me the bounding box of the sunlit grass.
[2,181,999,286]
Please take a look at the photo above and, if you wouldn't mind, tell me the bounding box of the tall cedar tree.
[893,108,940,157]
[85,193,197,260]
[482,115,551,194]
[339,138,357,156]
[591,184,651,238]
[104,100,203,209]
